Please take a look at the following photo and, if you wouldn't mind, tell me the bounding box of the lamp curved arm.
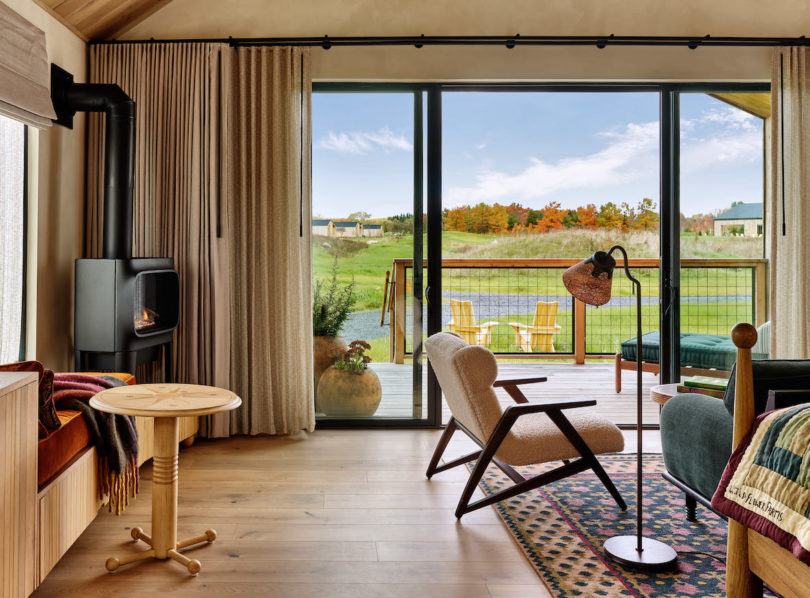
[607,244,640,289]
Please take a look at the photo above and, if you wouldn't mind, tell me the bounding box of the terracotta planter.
[316,366,382,417]
[313,336,347,392]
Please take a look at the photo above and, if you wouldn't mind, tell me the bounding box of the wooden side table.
[650,383,681,406]
[90,383,241,575]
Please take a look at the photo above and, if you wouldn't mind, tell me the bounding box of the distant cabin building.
[363,224,383,237]
[312,219,335,237]
[333,221,363,237]
[713,203,763,237]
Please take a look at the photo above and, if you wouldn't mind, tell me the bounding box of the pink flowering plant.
[331,340,372,373]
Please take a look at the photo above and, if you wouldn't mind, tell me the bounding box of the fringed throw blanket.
[712,403,810,563]
[54,374,139,514]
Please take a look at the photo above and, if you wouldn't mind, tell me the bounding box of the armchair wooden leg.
[589,457,627,511]
[456,452,493,519]
[426,418,458,479]
[545,409,626,510]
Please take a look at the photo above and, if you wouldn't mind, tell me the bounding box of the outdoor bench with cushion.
[614,328,769,392]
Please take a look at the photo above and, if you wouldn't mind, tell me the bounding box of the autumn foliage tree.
[443,198,660,234]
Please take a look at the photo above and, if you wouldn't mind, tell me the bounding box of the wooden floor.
[32,429,661,597]
[369,362,661,426]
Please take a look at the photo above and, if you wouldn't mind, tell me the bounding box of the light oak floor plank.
[33,429,659,597]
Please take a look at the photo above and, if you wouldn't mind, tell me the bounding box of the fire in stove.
[135,307,159,331]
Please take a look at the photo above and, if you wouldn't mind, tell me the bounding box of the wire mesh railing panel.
[584,267,660,354]
[680,266,754,335]
[405,265,573,354]
[397,259,764,359]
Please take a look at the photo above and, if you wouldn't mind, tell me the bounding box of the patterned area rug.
[473,454,746,597]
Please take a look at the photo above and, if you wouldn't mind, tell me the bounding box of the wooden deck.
[357,362,661,427]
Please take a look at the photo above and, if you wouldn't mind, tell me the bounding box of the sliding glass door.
[311,82,768,429]
[311,87,439,425]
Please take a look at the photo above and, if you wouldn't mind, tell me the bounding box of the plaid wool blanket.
[712,403,810,563]
[54,373,139,514]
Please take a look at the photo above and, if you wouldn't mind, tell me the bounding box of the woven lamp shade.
[562,256,614,307]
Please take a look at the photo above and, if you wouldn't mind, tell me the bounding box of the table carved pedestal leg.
[105,417,217,575]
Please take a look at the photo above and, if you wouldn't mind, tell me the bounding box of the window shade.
[0,2,56,129]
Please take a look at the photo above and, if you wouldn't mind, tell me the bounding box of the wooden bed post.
[726,322,763,598]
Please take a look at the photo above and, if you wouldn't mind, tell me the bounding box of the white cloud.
[316,127,412,154]
[446,106,763,207]
[446,121,659,205]
[474,143,487,150]
[681,107,762,171]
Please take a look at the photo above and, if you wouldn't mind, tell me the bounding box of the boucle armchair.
[424,331,627,519]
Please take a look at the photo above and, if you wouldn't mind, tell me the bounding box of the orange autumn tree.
[444,206,468,232]
[533,201,565,232]
[575,204,597,228]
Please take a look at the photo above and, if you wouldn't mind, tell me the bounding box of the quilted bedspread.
[712,404,810,563]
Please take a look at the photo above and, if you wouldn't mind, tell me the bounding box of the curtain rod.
[89,34,810,49]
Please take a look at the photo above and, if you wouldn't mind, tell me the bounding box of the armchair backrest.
[532,301,559,328]
[724,360,810,416]
[450,300,476,328]
[726,323,810,419]
[425,332,503,442]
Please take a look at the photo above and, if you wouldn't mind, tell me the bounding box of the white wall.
[117,0,810,81]
[2,0,86,370]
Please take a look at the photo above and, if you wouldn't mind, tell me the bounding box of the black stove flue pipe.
[51,64,135,260]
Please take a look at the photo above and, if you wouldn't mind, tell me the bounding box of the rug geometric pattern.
[474,454,764,597]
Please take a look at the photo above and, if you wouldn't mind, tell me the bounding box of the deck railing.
[386,258,767,364]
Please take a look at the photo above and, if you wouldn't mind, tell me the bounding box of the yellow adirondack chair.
[509,301,562,352]
[447,299,499,346]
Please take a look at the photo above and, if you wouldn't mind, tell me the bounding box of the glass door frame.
[313,81,769,429]
[313,83,443,428]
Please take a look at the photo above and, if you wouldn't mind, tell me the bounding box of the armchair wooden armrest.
[495,376,550,403]
[493,376,547,387]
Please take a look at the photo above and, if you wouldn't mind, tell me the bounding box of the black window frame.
[312,81,770,428]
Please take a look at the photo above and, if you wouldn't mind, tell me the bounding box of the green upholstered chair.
[661,357,810,521]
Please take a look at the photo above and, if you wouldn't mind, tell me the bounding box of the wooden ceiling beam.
[31,0,175,42]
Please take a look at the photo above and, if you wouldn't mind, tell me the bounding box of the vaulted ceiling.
[32,0,174,41]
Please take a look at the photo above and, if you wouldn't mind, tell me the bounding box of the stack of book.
[676,376,728,399]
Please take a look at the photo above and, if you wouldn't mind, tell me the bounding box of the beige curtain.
[226,47,314,435]
[768,47,810,359]
[87,42,232,415]
[87,44,314,436]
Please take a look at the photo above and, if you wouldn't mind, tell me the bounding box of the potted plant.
[312,259,355,393]
[316,340,382,417]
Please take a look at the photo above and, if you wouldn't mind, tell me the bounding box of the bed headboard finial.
[732,323,757,350]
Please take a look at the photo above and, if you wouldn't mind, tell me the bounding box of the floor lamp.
[563,245,678,571]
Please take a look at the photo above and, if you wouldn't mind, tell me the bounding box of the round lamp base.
[603,535,678,571]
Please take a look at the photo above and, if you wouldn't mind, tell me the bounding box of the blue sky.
[312,91,764,219]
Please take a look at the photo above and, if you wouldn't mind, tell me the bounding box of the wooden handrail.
[391,257,768,268]
[388,258,768,364]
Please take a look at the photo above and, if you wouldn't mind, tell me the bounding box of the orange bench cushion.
[37,409,91,488]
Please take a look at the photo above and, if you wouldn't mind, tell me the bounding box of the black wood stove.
[52,65,179,375]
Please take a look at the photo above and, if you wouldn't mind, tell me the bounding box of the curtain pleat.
[768,47,810,359]
[86,43,233,420]
[226,47,314,435]
[86,44,314,436]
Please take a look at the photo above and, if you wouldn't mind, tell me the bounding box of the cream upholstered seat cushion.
[425,331,624,467]
[497,411,624,466]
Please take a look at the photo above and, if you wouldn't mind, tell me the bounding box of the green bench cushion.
[620,331,768,370]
